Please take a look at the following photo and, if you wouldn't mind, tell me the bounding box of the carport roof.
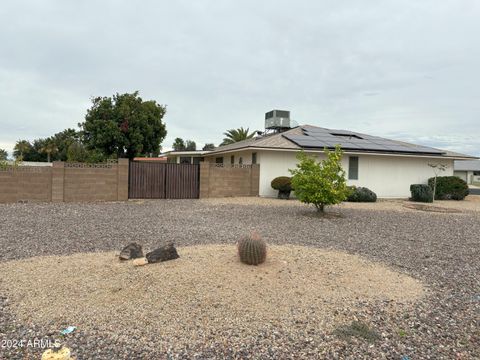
[454,160,480,171]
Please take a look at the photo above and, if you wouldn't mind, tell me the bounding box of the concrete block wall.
[0,159,129,203]
[199,163,260,198]
[0,160,257,202]
[0,167,52,203]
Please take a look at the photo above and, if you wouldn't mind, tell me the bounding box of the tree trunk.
[47,153,51,163]
[316,204,325,212]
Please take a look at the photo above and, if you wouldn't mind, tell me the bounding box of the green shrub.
[289,146,348,212]
[410,184,433,203]
[270,176,293,192]
[346,186,377,202]
[428,176,469,200]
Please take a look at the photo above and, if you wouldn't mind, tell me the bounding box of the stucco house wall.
[454,170,480,184]
[454,170,470,183]
[205,150,257,165]
[210,149,454,198]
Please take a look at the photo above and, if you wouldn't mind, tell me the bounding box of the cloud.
[0,0,479,157]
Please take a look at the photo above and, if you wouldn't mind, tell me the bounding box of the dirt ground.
[0,245,424,351]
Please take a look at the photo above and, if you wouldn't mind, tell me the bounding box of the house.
[454,160,480,185]
[203,110,476,198]
[161,150,210,164]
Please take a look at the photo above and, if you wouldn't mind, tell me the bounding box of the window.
[215,157,223,164]
[230,155,234,165]
[252,152,257,164]
[239,157,243,165]
[192,157,203,165]
[474,171,480,176]
[180,156,191,164]
[348,156,359,180]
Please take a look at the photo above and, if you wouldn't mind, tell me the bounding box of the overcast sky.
[1,0,479,156]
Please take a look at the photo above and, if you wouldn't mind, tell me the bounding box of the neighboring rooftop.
[209,125,476,159]
[133,157,167,162]
[160,150,211,156]
[454,160,480,171]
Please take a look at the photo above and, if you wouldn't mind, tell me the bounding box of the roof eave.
[206,146,476,159]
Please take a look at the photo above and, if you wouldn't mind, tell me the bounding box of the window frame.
[179,156,192,164]
[348,156,359,180]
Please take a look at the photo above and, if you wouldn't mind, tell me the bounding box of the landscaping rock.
[119,243,143,260]
[132,257,148,266]
[146,243,179,263]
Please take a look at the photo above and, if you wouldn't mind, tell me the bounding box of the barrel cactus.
[237,232,267,265]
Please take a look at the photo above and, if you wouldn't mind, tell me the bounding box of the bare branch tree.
[428,163,448,201]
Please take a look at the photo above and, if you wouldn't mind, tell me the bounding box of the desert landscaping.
[0,197,479,359]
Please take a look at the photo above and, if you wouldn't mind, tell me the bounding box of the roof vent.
[265,110,291,132]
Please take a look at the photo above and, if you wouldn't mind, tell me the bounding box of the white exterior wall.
[454,171,468,183]
[454,170,479,184]
[257,150,454,198]
[207,151,256,165]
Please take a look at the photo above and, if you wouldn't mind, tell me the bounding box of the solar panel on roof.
[283,129,445,155]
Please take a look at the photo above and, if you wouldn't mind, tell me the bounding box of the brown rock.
[119,242,143,260]
[146,243,179,263]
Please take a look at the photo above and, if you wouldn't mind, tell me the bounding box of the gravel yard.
[1,197,479,359]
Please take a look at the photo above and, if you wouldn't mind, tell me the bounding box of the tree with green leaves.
[289,146,348,213]
[80,91,167,159]
[66,142,88,162]
[172,138,186,151]
[39,140,58,162]
[185,140,196,151]
[13,140,33,160]
[173,138,196,151]
[221,127,255,145]
[51,128,81,161]
[202,143,215,151]
[0,148,8,161]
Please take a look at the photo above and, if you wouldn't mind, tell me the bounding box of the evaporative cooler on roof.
[265,110,291,131]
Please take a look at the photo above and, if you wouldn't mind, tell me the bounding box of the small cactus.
[237,232,267,265]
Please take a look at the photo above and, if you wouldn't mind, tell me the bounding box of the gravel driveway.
[0,199,479,359]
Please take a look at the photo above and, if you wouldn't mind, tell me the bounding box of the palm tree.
[221,127,255,146]
[13,140,31,160]
[0,148,8,161]
[39,141,58,162]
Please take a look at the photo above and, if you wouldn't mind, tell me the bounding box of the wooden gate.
[129,162,200,199]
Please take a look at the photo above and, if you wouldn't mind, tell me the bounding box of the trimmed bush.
[271,176,293,199]
[410,184,433,203]
[346,186,377,202]
[428,176,469,200]
[271,176,292,191]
